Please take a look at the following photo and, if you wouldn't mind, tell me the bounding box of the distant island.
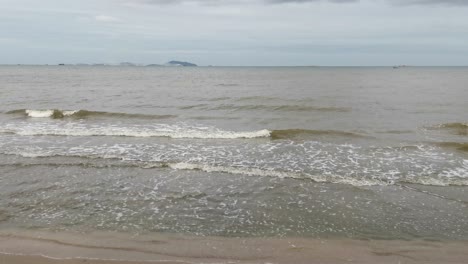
[119,62,136,66]
[164,61,197,67]
[55,60,198,67]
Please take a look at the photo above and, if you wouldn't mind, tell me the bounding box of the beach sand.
[1,230,467,264]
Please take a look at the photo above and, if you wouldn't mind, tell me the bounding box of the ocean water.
[0,66,467,240]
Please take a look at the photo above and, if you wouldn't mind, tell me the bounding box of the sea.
[0,65,467,242]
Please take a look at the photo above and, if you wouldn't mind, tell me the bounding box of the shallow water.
[0,66,467,240]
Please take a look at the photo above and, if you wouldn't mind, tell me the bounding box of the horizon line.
[1,64,468,67]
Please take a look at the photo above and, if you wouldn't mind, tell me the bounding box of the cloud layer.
[396,0,468,5]
[130,0,468,5]
[1,0,467,65]
[95,15,119,22]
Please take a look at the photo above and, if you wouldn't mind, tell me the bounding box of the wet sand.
[0,255,181,264]
[1,230,467,264]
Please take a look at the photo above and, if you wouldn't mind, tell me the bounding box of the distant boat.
[58,63,65,66]
[393,66,399,69]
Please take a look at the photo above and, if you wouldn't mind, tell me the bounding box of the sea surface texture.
[0,66,467,240]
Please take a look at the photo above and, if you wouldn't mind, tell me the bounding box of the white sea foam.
[439,159,468,179]
[2,132,467,187]
[165,162,383,186]
[4,147,468,186]
[0,122,271,139]
[62,110,79,116]
[24,109,79,118]
[25,110,55,118]
[169,162,305,178]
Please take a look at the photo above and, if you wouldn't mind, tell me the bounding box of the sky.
[1,0,467,66]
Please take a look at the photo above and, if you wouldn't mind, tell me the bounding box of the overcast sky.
[1,0,467,66]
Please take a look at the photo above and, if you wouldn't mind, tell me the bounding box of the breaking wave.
[0,153,395,186]
[6,109,176,119]
[3,151,467,187]
[142,162,382,186]
[1,138,467,187]
[0,122,370,140]
[0,123,271,139]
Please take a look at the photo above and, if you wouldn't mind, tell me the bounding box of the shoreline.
[1,230,467,264]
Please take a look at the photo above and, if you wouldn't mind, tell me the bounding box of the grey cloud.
[274,0,468,5]
[132,0,245,4]
[128,0,468,5]
[130,0,359,5]
[268,0,358,3]
[391,0,468,5]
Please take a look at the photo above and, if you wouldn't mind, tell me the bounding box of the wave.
[376,130,414,134]
[437,123,468,129]
[270,129,370,140]
[437,142,468,152]
[1,117,371,140]
[179,104,208,110]
[234,96,313,103]
[235,96,281,102]
[0,123,271,139]
[206,96,231,101]
[6,109,66,118]
[152,162,382,186]
[177,104,349,112]
[0,153,382,186]
[212,104,349,112]
[3,150,467,187]
[0,124,370,140]
[189,116,240,120]
[6,109,176,120]
[427,122,468,136]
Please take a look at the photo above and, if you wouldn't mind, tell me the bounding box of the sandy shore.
[0,230,467,264]
[0,255,181,264]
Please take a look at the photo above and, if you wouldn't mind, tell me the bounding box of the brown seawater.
[0,66,467,240]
